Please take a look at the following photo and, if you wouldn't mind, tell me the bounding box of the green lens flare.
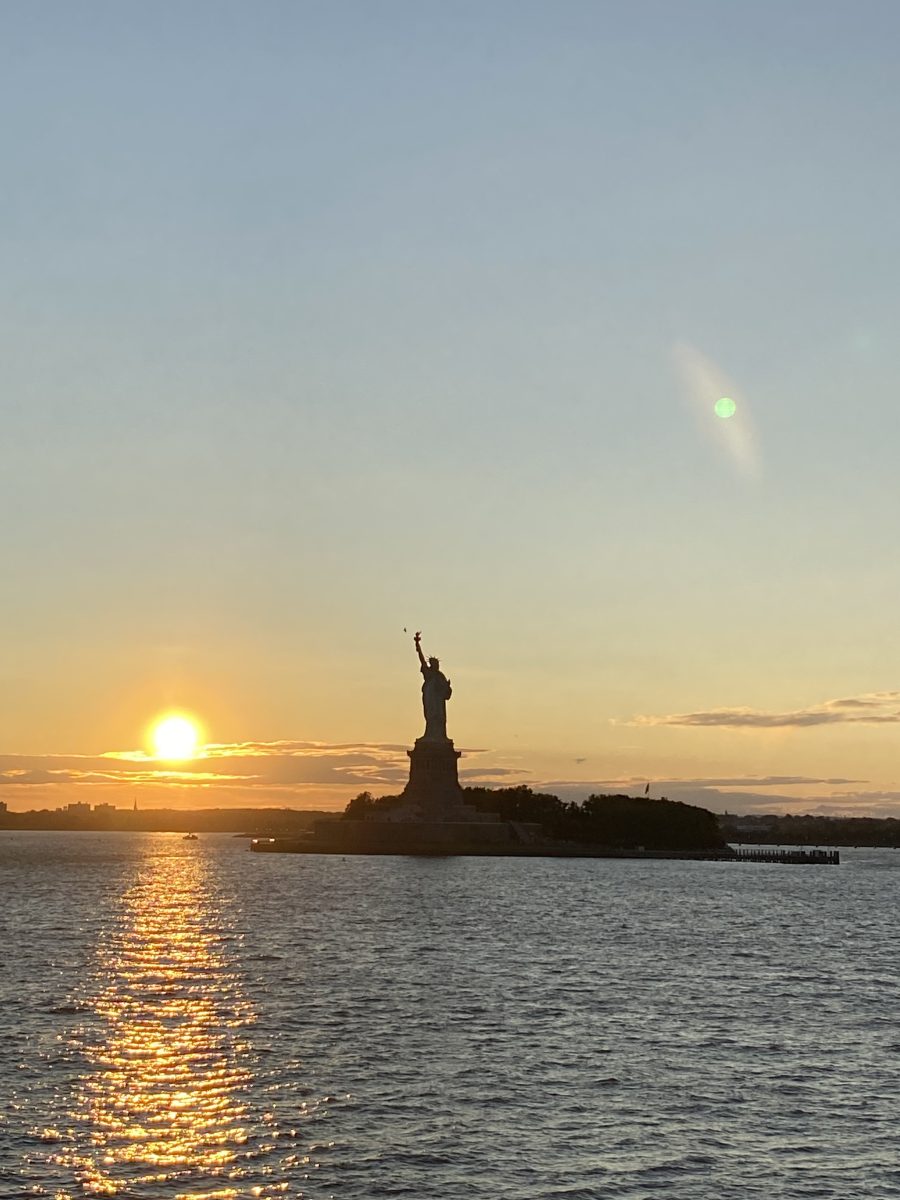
[714,396,736,419]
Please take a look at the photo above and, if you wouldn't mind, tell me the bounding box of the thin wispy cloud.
[527,775,900,819]
[629,692,900,729]
[0,741,505,807]
[104,740,411,763]
[459,766,528,781]
[541,775,865,790]
[2,732,892,821]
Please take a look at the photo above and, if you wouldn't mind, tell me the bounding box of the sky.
[3,1,900,815]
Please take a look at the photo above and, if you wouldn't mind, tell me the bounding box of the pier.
[250,839,841,863]
[733,846,840,865]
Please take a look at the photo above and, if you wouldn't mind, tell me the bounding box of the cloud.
[459,766,528,781]
[803,791,900,816]
[630,692,900,729]
[524,775,900,818]
[552,775,863,789]
[532,775,863,801]
[0,739,512,810]
[2,734,893,818]
[104,740,411,763]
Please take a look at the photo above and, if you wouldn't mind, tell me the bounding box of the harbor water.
[1,831,898,1199]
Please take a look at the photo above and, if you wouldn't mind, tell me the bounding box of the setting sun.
[150,714,202,761]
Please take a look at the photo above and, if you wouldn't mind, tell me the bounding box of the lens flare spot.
[714,396,736,419]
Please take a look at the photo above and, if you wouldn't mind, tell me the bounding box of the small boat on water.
[183,833,198,841]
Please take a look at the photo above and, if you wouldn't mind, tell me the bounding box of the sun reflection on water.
[49,847,286,1198]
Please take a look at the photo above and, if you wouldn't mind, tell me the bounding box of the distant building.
[0,801,7,813]
[93,803,118,813]
[65,802,92,816]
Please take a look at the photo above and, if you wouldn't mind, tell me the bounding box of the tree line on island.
[344,785,727,851]
[345,790,900,849]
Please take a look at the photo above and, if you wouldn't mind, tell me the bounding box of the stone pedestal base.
[305,735,544,853]
[402,737,463,809]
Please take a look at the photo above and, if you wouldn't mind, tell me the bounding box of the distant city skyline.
[3,2,900,815]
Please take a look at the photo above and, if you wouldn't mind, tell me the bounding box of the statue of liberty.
[413,631,452,741]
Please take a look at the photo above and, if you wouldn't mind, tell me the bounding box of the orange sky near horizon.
[3,670,900,818]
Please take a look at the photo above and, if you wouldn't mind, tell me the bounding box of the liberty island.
[250,634,825,859]
[291,632,541,853]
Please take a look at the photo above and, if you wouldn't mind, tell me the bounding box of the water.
[2,833,899,1199]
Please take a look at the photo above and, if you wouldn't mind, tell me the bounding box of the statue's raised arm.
[412,630,452,742]
[414,630,427,670]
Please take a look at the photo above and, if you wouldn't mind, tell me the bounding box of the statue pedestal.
[308,735,545,853]
[402,737,463,810]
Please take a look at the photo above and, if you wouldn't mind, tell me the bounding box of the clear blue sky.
[3,1,900,813]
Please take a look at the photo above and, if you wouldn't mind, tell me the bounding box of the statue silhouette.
[414,631,452,741]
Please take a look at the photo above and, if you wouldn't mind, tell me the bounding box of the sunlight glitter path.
[44,847,287,1199]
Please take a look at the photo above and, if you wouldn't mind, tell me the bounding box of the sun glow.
[150,714,202,761]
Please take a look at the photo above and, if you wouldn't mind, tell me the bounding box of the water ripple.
[3,837,900,1196]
